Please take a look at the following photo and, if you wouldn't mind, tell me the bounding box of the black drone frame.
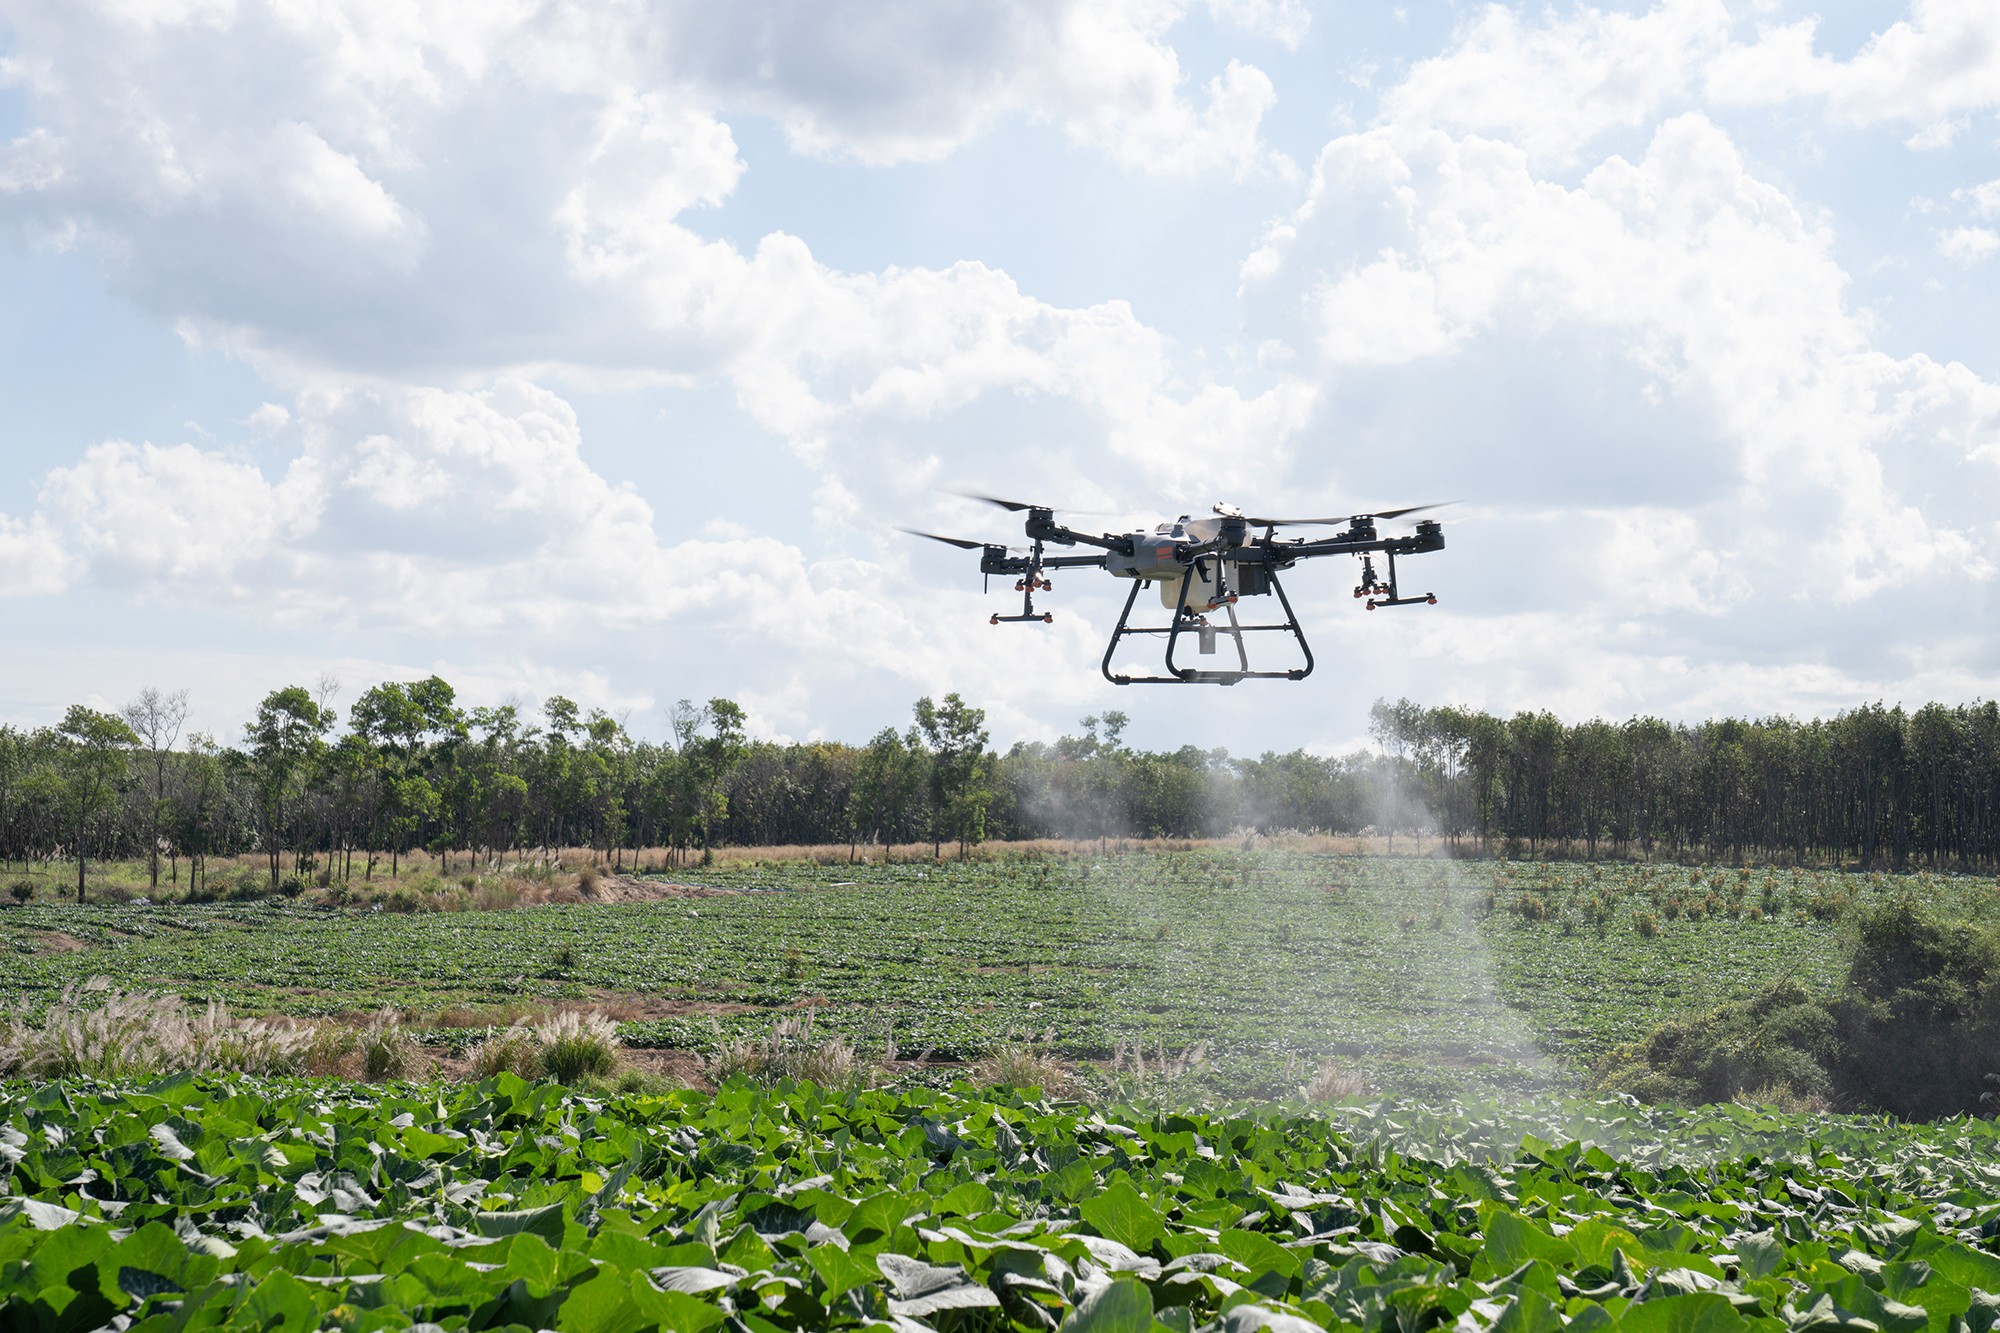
[909,501,1445,685]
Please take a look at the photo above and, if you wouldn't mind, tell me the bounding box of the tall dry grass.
[469,1010,622,1083]
[0,979,326,1079]
[706,1013,869,1090]
[0,980,434,1081]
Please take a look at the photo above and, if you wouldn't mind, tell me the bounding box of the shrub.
[9,882,32,903]
[1602,900,2000,1118]
[1596,981,1838,1107]
[1836,899,2000,1119]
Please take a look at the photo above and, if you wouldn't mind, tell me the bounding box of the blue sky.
[1,0,1997,754]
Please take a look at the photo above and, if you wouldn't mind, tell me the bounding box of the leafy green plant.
[5,1077,2000,1331]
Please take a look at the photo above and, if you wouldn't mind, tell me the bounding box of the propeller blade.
[952,490,1124,518]
[957,491,1045,512]
[899,528,988,550]
[1244,502,1455,526]
[1243,515,1350,527]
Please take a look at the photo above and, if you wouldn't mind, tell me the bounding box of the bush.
[1837,899,2000,1119]
[9,882,33,903]
[1602,899,2000,1118]
[1597,981,1838,1107]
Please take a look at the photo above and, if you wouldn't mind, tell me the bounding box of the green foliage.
[1601,898,2000,1116]
[2,1076,1999,1331]
[1836,898,2000,1118]
[2,853,1977,1101]
[1597,982,1840,1106]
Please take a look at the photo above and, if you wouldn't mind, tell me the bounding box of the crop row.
[0,854,1983,1097]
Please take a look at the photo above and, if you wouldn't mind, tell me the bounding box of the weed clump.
[0,979,316,1079]
[1300,1059,1366,1103]
[359,1009,425,1081]
[539,1011,622,1082]
[707,1013,867,1091]
[469,1010,622,1083]
[973,1043,1072,1094]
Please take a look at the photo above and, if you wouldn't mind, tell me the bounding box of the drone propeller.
[1243,502,1455,527]
[958,491,1045,513]
[954,490,1125,518]
[899,528,990,550]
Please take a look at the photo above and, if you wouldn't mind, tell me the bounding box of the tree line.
[9,681,2000,899]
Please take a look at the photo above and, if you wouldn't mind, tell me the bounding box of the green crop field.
[5,1075,2000,1331]
[2,852,1988,1097]
[4,851,2000,1331]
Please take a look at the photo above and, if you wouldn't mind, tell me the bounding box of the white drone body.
[904,497,1448,684]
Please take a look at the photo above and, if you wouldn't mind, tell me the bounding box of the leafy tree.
[914,693,992,860]
[246,687,334,893]
[669,698,746,861]
[170,733,230,895]
[854,726,923,858]
[53,705,139,900]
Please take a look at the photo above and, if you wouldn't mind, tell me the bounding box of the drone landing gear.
[990,558,1055,624]
[1101,567,1314,685]
[1355,552,1437,610]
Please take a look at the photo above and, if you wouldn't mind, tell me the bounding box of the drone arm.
[1275,519,1445,561]
[1022,509,1133,554]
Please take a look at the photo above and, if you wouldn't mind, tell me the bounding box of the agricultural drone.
[903,495,1448,685]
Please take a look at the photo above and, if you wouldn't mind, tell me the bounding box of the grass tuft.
[972,1043,1072,1094]
[0,979,316,1079]
[1301,1058,1366,1103]
[469,1010,622,1084]
[707,1012,868,1091]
